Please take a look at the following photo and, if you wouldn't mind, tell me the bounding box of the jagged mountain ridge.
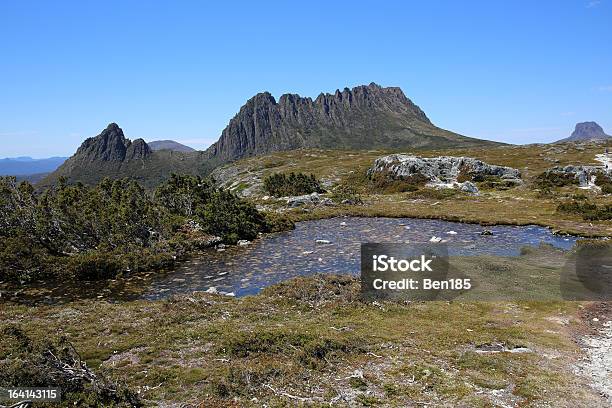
[205,82,497,162]
[39,124,210,188]
[41,83,501,188]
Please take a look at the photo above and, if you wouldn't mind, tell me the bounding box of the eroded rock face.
[367,154,522,185]
[557,122,611,143]
[205,83,497,162]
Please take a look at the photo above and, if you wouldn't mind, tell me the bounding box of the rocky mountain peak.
[205,83,464,162]
[555,121,611,143]
[73,123,150,162]
[126,138,152,161]
[571,122,609,140]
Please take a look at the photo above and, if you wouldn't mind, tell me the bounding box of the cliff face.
[41,83,501,188]
[206,83,493,162]
[556,122,611,143]
[39,123,207,189]
[70,123,151,163]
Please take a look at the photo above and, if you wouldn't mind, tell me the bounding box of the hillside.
[38,124,211,189]
[205,83,500,163]
[148,140,196,152]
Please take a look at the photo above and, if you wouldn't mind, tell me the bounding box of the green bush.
[331,184,363,204]
[534,171,578,189]
[0,174,271,282]
[263,212,295,233]
[367,172,428,194]
[600,183,612,195]
[263,172,324,197]
[197,189,266,244]
[556,200,612,221]
[67,252,123,280]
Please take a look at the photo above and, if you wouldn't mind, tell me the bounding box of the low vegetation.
[263,172,324,197]
[0,326,142,407]
[0,273,605,407]
[0,174,291,282]
[557,199,612,221]
[366,171,428,194]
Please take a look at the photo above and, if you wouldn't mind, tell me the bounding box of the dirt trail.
[575,302,612,405]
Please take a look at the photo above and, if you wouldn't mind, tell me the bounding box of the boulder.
[367,154,521,188]
[543,165,607,188]
[459,181,479,194]
[287,192,321,207]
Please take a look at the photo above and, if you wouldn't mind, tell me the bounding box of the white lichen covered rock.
[544,165,610,189]
[286,192,321,207]
[367,154,521,184]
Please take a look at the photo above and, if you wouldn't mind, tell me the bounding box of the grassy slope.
[37,150,215,189]
[214,142,612,237]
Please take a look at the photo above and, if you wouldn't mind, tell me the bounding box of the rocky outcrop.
[205,83,499,162]
[39,123,210,188]
[286,192,333,207]
[556,122,611,143]
[70,123,151,163]
[542,165,610,188]
[125,138,152,161]
[367,154,522,185]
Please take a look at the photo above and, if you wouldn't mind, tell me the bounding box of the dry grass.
[0,272,607,407]
[224,142,612,237]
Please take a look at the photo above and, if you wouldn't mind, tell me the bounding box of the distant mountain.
[0,156,67,176]
[205,83,500,163]
[555,121,611,143]
[39,123,210,188]
[42,84,502,188]
[148,140,196,152]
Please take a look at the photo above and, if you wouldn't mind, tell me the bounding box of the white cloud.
[599,85,612,92]
[587,0,602,8]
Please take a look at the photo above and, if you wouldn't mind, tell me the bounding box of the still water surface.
[1,217,578,304]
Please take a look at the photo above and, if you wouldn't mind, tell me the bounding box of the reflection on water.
[0,217,578,304]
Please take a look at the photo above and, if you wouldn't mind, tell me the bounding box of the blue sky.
[0,0,610,157]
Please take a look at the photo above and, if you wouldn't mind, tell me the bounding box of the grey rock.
[367,154,521,186]
[459,181,479,194]
[544,165,608,188]
[287,192,321,207]
[319,197,334,206]
[205,83,499,163]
